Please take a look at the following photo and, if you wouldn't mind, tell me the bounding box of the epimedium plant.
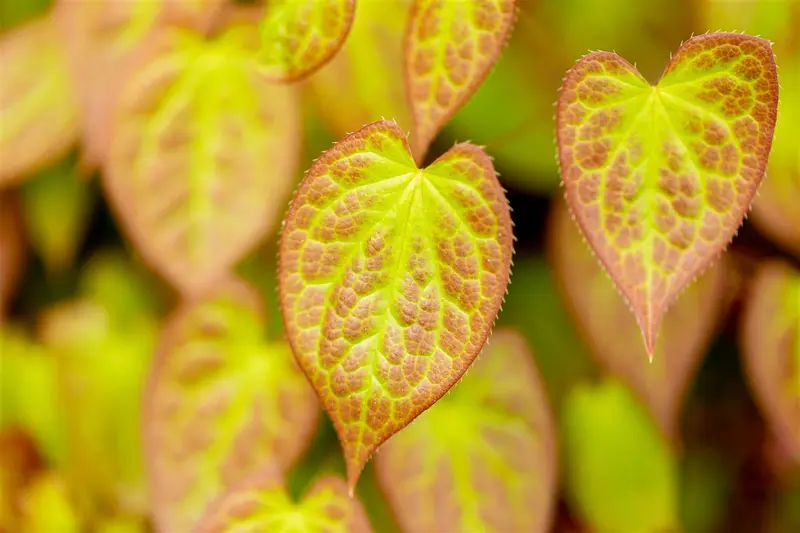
[0,1,797,533]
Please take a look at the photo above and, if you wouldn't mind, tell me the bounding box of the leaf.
[0,428,44,532]
[556,32,780,355]
[405,0,517,161]
[254,0,356,82]
[278,119,514,491]
[740,261,800,463]
[196,464,374,533]
[103,26,301,296]
[39,298,158,517]
[145,278,320,533]
[54,0,160,166]
[309,0,412,138]
[0,193,25,320]
[18,472,81,533]
[548,197,729,439]
[373,328,557,533]
[0,12,80,186]
[19,156,95,275]
[561,379,680,532]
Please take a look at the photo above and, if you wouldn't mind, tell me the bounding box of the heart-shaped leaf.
[374,328,557,532]
[55,0,160,166]
[0,193,25,320]
[195,464,373,533]
[20,157,95,275]
[740,261,800,463]
[309,0,412,138]
[103,26,301,296]
[254,0,356,82]
[548,197,729,438]
[278,119,514,491]
[0,13,80,186]
[145,278,320,533]
[405,0,517,161]
[556,32,779,355]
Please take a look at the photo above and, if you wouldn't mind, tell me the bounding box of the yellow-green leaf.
[255,0,356,81]
[18,472,81,533]
[278,119,514,491]
[145,278,320,533]
[0,193,25,320]
[740,261,800,463]
[0,12,80,186]
[405,0,517,161]
[374,328,557,533]
[19,156,95,275]
[195,464,374,533]
[548,197,729,438]
[556,32,779,355]
[103,26,301,296]
[308,0,412,138]
[562,379,680,532]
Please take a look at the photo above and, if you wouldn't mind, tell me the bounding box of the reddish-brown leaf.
[0,193,25,321]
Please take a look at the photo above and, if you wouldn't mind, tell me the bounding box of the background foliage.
[0,0,799,532]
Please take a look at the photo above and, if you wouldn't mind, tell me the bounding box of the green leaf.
[0,12,80,186]
[103,26,301,296]
[19,155,95,275]
[278,119,514,491]
[561,379,680,532]
[55,0,160,165]
[548,197,729,439]
[309,0,412,138]
[373,328,557,532]
[196,464,374,533]
[255,0,356,82]
[556,32,780,355]
[39,298,157,517]
[740,260,800,463]
[18,472,81,533]
[0,193,25,320]
[0,326,66,466]
[405,0,517,161]
[145,278,320,533]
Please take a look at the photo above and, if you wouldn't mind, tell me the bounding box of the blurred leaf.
[0,193,25,320]
[19,154,95,275]
[0,0,51,31]
[768,476,800,533]
[145,278,319,533]
[196,464,373,533]
[278,119,513,491]
[548,198,729,439]
[308,0,412,137]
[0,428,43,532]
[0,326,65,465]
[404,0,516,162]
[103,25,301,297]
[679,449,734,533]
[255,0,356,81]
[496,254,596,410]
[740,260,800,463]
[18,472,81,533]
[95,515,148,533]
[374,328,557,532]
[55,0,160,165]
[163,0,226,32]
[556,33,779,354]
[561,379,680,532]
[0,12,79,186]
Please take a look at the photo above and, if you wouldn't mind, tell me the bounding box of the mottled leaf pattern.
[309,0,412,137]
[556,32,779,354]
[196,464,373,533]
[548,198,728,438]
[0,193,25,320]
[145,279,319,533]
[255,0,356,81]
[278,119,513,490]
[103,26,301,296]
[374,328,557,533]
[0,13,80,185]
[405,0,517,160]
[740,261,800,462]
